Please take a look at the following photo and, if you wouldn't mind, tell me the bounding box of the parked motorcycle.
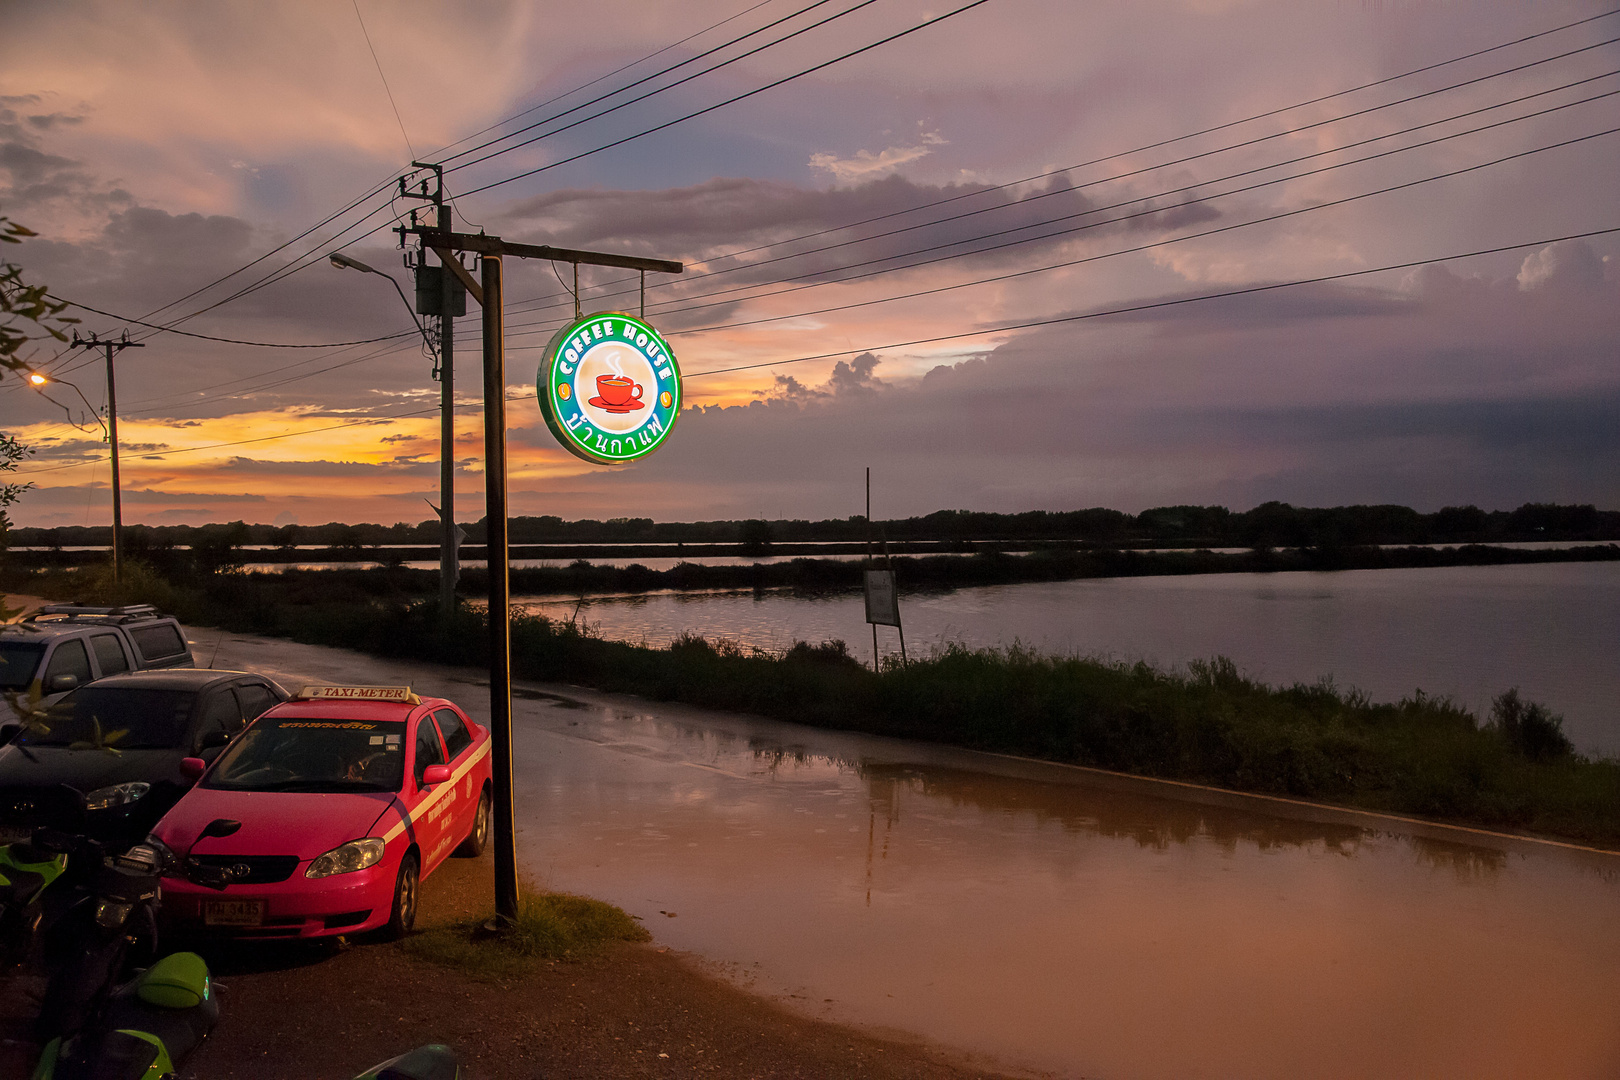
[30,949,219,1080]
[0,823,161,1043]
[25,831,238,1079]
[0,799,239,1042]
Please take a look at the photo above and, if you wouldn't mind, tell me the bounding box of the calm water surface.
[219,634,1620,1080]
[517,561,1620,756]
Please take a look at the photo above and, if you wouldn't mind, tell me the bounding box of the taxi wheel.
[454,787,492,858]
[384,852,419,940]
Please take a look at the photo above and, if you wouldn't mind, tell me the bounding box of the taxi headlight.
[84,782,151,812]
[305,838,386,879]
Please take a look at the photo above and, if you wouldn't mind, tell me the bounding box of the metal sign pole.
[867,467,878,671]
[480,253,519,926]
[411,225,680,931]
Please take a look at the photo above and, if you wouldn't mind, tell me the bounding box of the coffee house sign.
[537,312,681,464]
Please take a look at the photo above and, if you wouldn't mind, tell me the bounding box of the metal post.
[867,467,878,672]
[438,201,458,616]
[481,254,519,925]
[880,524,906,665]
[104,342,122,586]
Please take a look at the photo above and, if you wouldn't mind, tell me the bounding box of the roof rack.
[23,603,164,624]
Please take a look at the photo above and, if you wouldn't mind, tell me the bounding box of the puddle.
[512,703,1620,1080]
[205,633,1620,1079]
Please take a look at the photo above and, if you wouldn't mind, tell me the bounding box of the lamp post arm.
[30,377,107,438]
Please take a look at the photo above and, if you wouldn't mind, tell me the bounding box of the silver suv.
[0,605,195,738]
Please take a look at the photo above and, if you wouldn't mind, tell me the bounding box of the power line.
[503,94,1620,340]
[53,0,989,394]
[352,0,416,161]
[679,224,1620,379]
[18,223,1617,480]
[455,0,997,198]
[647,40,1620,303]
[421,0,783,163]
[42,294,418,348]
[66,3,1617,413]
[436,0,855,168]
[494,10,1620,317]
[90,1,886,350]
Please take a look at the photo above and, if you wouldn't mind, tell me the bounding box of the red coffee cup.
[596,374,642,406]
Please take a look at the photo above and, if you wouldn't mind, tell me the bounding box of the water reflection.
[204,631,1620,1080]
[512,562,1620,755]
[513,699,1620,1080]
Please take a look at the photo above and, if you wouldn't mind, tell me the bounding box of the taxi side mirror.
[421,764,451,787]
[47,673,79,693]
[180,757,207,780]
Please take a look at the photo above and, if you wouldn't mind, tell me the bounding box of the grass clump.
[403,891,651,981]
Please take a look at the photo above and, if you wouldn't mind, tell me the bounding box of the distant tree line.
[5,501,1618,556]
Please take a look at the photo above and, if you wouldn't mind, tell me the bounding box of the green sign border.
[536,311,681,465]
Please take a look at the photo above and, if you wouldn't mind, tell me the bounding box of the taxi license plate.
[205,899,265,927]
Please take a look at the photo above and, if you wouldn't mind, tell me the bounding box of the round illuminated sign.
[537,312,681,464]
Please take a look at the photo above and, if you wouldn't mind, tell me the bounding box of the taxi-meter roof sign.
[295,685,420,703]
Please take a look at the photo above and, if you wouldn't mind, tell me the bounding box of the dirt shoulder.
[3,852,1020,1079]
[174,852,1021,1080]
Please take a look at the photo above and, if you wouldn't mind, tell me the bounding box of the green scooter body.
[33,951,218,1080]
[0,841,68,961]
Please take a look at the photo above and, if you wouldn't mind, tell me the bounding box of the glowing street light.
[27,369,106,437]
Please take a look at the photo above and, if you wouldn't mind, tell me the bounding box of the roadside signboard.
[537,312,681,464]
[864,570,900,627]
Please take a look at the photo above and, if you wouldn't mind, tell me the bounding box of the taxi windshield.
[203,717,404,793]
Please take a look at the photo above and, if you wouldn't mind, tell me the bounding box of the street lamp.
[28,363,129,578]
[27,371,106,437]
[328,253,437,359]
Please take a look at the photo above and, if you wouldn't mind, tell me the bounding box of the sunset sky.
[2,0,1617,528]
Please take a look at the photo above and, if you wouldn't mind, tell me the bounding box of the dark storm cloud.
[1210,392,1620,457]
[495,173,1215,300]
[597,248,1620,516]
[0,100,106,215]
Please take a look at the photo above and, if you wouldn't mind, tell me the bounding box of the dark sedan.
[0,669,286,848]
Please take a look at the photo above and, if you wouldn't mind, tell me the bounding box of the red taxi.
[149,685,492,939]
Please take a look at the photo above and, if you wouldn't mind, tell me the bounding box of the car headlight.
[305,837,386,879]
[84,782,151,812]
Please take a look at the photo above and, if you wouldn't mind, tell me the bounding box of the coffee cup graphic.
[593,373,644,410]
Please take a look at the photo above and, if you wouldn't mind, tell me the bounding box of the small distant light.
[29,374,47,386]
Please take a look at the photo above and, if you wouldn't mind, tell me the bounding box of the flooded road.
[210,632,1620,1080]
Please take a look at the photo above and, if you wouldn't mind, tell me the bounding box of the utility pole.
[399,164,464,617]
[69,332,143,585]
[405,222,681,926]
